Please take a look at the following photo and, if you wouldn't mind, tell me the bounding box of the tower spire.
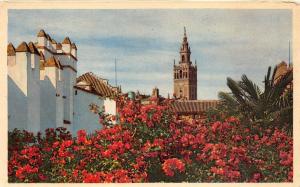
[174,28,197,100]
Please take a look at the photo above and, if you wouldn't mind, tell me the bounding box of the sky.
[8,9,292,99]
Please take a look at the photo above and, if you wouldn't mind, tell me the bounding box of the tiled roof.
[28,42,40,55]
[71,43,77,50]
[37,29,47,37]
[75,72,119,98]
[62,37,71,44]
[171,100,219,114]
[7,43,16,56]
[16,42,30,52]
[44,56,63,69]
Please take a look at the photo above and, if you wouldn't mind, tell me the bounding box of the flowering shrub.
[8,97,293,182]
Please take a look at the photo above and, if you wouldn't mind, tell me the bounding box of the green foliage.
[215,65,292,131]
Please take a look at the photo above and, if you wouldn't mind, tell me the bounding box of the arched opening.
[179,70,182,78]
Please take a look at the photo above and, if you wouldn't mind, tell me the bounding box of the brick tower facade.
[173,27,197,100]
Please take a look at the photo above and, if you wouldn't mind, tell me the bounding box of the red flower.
[77,129,87,144]
[102,150,112,158]
[210,166,225,175]
[162,158,185,177]
[215,159,226,167]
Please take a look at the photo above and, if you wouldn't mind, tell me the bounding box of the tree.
[218,65,293,131]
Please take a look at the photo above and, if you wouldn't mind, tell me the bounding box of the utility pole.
[288,40,291,66]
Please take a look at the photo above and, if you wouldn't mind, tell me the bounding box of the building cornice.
[62,65,77,73]
[74,85,101,97]
[37,46,78,61]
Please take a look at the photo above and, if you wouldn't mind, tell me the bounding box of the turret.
[62,37,71,53]
[37,29,47,47]
[15,42,31,69]
[44,56,63,86]
[44,56,63,70]
[56,43,62,53]
[28,42,40,69]
[7,43,16,66]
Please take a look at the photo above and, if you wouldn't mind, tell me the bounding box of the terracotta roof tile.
[37,29,47,37]
[28,42,40,55]
[171,100,219,114]
[7,43,16,56]
[44,56,62,69]
[16,42,30,52]
[76,72,119,97]
[71,43,77,50]
[62,37,71,44]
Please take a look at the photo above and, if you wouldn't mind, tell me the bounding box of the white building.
[7,29,119,135]
[73,72,118,134]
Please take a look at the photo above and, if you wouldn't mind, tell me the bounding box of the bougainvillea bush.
[8,97,293,183]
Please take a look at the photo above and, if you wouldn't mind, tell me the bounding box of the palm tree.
[218,64,293,130]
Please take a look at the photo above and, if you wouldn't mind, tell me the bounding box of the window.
[179,70,182,78]
[75,90,78,95]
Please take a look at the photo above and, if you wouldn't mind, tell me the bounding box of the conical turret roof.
[37,29,47,37]
[62,37,71,44]
[7,43,16,56]
[28,42,40,55]
[16,42,30,52]
[44,56,63,69]
[71,43,77,50]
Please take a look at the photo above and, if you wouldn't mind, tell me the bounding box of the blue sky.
[8,9,292,99]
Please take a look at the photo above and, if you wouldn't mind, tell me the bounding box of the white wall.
[8,52,42,133]
[104,98,117,115]
[27,54,40,133]
[73,89,104,135]
[40,67,58,132]
[56,69,64,129]
[8,52,29,131]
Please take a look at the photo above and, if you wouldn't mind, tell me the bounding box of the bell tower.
[173,27,197,100]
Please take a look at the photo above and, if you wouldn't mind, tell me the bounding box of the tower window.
[179,70,182,79]
[182,55,184,62]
